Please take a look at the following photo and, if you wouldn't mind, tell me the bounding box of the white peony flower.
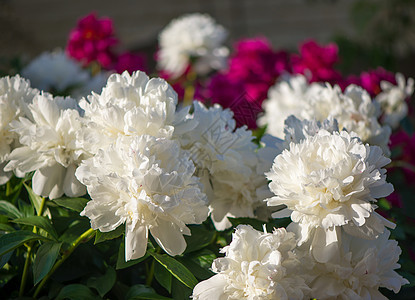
[282,115,339,149]
[193,225,310,300]
[158,13,228,78]
[4,94,87,199]
[376,73,414,129]
[310,230,408,299]
[259,75,392,155]
[79,71,194,154]
[266,130,394,254]
[181,101,268,230]
[76,135,209,261]
[258,74,310,139]
[0,75,39,184]
[21,50,89,92]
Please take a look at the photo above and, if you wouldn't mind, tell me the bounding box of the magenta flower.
[115,52,148,74]
[66,12,118,68]
[390,130,415,183]
[291,39,342,84]
[359,67,397,97]
[206,37,290,129]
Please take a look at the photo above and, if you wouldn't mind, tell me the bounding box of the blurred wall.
[0,0,356,58]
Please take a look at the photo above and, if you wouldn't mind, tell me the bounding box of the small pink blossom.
[115,52,148,74]
[66,12,118,68]
[291,39,342,84]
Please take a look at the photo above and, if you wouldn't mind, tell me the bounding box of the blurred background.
[1,0,414,76]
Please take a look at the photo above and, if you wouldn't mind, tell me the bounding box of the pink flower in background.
[389,130,415,182]
[115,52,148,74]
[66,13,118,68]
[359,67,397,97]
[206,37,290,129]
[291,39,342,84]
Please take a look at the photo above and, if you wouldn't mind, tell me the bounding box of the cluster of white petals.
[181,101,274,230]
[79,71,193,154]
[0,75,39,184]
[376,73,414,129]
[258,75,311,138]
[76,135,209,260]
[22,50,90,92]
[158,13,228,78]
[193,225,310,300]
[259,75,392,155]
[5,94,87,199]
[310,230,408,299]
[266,130,394,252]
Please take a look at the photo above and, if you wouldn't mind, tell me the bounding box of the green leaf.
[184,225,215,253]
[59,220,90,244]
[126,284,171,300]
[12,216,58,240]
[0,223,15,232]
[177,257,213,281]
[33,241,62,285]
[94,225,124,244]
[171,277,192,300]
[190,249,216,269]
[87,266,116,297]
[0,250,13,269]
[116,240,149,270]
[0,200,22,219]
[130,293,172,300]
[24,183,51,217]
[148,251,198,289]
[0,230,50,256]
[154,261,172,293]
[56,284,98,300]
[53,197,89,212]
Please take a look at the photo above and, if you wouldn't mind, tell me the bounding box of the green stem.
[146,259,155,286]
[37,197,46,218]
[6,181,11,197]
[19,244,33,297]
[183,70,197,107]
[33,228,96,298]
[18,197,47,296]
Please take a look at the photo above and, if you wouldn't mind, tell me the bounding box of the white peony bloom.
[182,101,256,176]
[79,71,194,154]
[21,50,89,92]
[193,225,310,300]
[76,135,209,261]
[158,13,228,78]
[282,115,339,149]
[5,94,87,199]
[266,130,394,254]
[181,101,268,230]
[376,73,414,129]
[0,75,39,184]
[258,74,310,139]
[310,230,408,299]
[259,75,392,155]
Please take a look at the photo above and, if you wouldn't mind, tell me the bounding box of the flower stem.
[19,244,33,297]
[146,259,155,286]
[183,70,197,107]
[33,228,96,298]
[18,197,47,296]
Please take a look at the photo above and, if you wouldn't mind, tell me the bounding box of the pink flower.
[115,52,148,74]
[359,67,396,97]
[389,130,415,182]
[291,39,342,84]
[66,12,118,68]
[206,37,290,129]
